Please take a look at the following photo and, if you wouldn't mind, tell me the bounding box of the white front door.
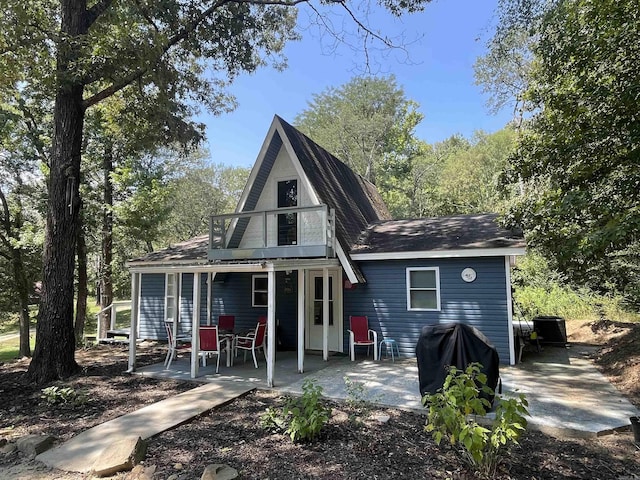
[306,270,342,352]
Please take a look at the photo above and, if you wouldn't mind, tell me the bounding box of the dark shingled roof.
[129,235,209,264]
[277,116,391,249]
[128,119,525,268]
[351,214,525,254]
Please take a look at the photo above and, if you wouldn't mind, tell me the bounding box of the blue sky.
[201,0,512,168]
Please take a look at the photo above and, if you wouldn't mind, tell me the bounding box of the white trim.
[505,256,516,365]
[252,274,268,307]
[190,272,201,379]
[297,268,305,373]
[267,271,276,387]
[128,258,340,274]
[352,247,526,261]
[406,267,441,311]
[165,273,177,323]
[127,272,140,372]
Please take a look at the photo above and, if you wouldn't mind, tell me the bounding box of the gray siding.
[344,257,511,363]
[139,273,165,340]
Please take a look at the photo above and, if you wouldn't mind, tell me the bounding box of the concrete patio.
[136,343,639,437]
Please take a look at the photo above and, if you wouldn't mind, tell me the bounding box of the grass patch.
[0,335,36,362]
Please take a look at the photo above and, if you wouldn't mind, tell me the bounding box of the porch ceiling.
[127,257,341,273]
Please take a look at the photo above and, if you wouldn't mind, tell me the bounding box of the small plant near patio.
[423,363,528,477]
[344,376,378,422]
[40,386,87,407]
[260,379,331,442]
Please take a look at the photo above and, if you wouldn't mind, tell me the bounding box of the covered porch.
[127,258,347,387]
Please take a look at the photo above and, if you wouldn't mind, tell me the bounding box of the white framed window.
[165,273,177,321]
[252,274,268,307]
[406,267,440,311]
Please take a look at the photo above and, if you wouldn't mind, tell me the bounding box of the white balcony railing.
[208,204,336,260]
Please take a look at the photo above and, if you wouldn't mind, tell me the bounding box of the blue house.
[126,116,525,385]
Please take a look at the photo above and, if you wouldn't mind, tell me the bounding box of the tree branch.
[86,0,115,29]
[82,0,309,109]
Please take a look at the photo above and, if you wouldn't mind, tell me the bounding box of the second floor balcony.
[208,204,336,261]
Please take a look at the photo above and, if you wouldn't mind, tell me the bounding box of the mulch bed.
[0,341,638,479]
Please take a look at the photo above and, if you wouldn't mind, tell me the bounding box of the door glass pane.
[313,277,334,325]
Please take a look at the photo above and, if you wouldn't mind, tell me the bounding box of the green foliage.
[40,386,87,407]
[513,252,640,322]
[294,74,423,212]
[261,380,331,442]
[406,129,516,218]
[423,363,528,476]
[500,0,640,305]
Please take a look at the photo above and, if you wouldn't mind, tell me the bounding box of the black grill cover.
[416,323,500,402]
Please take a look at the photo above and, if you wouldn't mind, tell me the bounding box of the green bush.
[261,379,331,442]
[423,363,528,477]
[41,386,87,406]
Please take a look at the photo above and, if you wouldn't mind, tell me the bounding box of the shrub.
[41,386,87,406]
[423,363,528,477]
[261,379,331,442]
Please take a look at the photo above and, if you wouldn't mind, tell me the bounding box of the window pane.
[410,290,437,309]
[166,305,174,320]
[410,270,436,288]
[254,292,268,307]
[254,276,268,291]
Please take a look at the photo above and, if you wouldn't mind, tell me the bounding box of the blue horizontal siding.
[139,273,165,340]
[345,257,511,363]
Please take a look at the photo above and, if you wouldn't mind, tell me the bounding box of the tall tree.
[0,94,48,357]
[2,0,436,383]
[501,0,640,303]
[294,75,423,187]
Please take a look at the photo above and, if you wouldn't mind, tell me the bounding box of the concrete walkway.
[36,382,253,473]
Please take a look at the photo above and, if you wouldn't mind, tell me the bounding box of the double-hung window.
[252,274,268,307]
[406,267,440,311]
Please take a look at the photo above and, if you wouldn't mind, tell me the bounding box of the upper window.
[406,267,440,311]
[252,274,268,307]
[277,179,297,246]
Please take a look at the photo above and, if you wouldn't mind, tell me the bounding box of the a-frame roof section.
[276,115,391,248]
[230,115,391,283]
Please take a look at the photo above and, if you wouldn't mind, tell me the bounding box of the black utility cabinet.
[533,316,567,345]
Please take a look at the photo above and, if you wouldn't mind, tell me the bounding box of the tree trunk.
[27,0,88,383]
[74,214,88,346]
[99,142,114,339]
[12,248,31,357]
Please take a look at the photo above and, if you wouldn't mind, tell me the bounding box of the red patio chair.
[164,321,191,369]
[348,315,378,361]
[234,320,267,368]
[199,325,226,373]
[218,315,235,332]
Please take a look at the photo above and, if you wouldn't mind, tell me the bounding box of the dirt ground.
[0,320,639,479]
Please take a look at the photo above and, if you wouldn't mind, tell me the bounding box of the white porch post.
[297,268,305,373]
[206,272,212,325]
[505,256,516,365]
[127,272,140,372]
[190,272,201,378]
[322,267,329,361]
[267,269,276,387]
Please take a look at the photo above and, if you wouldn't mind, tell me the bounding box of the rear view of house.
[126,115,525,385]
